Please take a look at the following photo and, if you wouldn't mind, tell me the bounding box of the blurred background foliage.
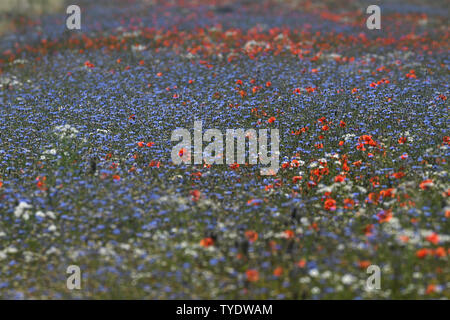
[0,0,64,35]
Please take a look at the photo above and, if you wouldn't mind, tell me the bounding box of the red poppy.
[36,176,47,191]
[297,259,306,268]
[398,137,407,144]
[191,172,202,179]
[246,269,259,282]
[392,172,405,179]
[245,230,258,243]
[149,161,161,168]
[284,230,294,239]
[434,247,447,257]
[443,136,450,145]
[363,224,374,236]
[273,267,283,277]
[425,284,436,295]
[324,198,336,211]
[342,162,350,171]
[358,260,371,269]
[399,235,409,243]
[366,193,378,205]
[190,189,201,201]
[426,233,439,245]
[267,116,276,123]
[352,160,362,167]
[359,135,377,146]
[229,163,240,170]
[292,176,302,183]
[406,70,417,79]
[420,179,433,190]
[416,248,430,259]
[380,188,395,198]
[343,198,354,209]
[377,209,392,223]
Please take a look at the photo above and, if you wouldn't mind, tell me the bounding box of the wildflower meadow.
[0,0,448,300]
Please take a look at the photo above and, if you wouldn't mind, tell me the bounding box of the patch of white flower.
[308,161,318,168]
[243,40,269,53]
[46,247,61,255]
[14,201,33,220]
[0,75,22,88]
[300,217,309,226]
[35,210,56,219]
[40,148,57,160]
[121,30,141,38]
[342,274,357,285]
[342,133,356,142]
[10,59,29,65]
[132,44,146,52]
[324,53,342,61]
[99,246,116,257]
[54,124,79,139]
[400,130,414,143]
[311,287,321,295]
[317,184,334,194]
[309,268,320,277]
[0,246,19,261]
[299,277,311,284]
